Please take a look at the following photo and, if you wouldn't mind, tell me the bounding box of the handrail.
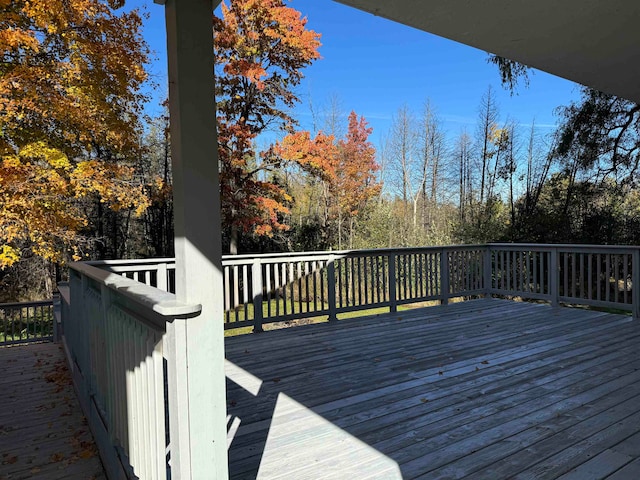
[61,262,201,480]
[61,242,640,477]
[0,299,54,346]
[91,243,640,334]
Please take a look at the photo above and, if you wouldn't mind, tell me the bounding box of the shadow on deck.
[0,343,105,480]
[225,298,640,480]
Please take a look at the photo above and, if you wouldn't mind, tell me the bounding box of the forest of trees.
[2,0,640,302]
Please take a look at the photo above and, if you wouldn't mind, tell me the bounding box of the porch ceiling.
[335,0,640,103]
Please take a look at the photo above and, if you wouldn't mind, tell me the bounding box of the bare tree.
[389,105,427,242]
[418,100,446,230]
[476,86,500,205]
[454,130,473,224]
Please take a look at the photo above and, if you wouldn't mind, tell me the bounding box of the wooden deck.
[225,298,640,479]
[0,343,105,480]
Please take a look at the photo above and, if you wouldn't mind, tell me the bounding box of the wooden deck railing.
[60,243,640,477]
[91,243,640,333]
[487,244,638,315]
[0,300,54,346]
[59,262,201,480]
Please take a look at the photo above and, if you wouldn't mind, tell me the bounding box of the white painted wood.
[252,260,264,332]
[163,0,227,478]
[86,243,640,330]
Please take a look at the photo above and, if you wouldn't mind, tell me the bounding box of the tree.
[487,55,532,94]
[275,111,381,249]
[476,86,500,205]
[418,100,445,231]
[334,112,381,248]
[555,86,640,184]
[140,104,174,258]
[214,0,321,252]
[0,0,150,269]
[454,130,473,224]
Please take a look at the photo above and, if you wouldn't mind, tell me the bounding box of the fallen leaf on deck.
[50,453,65,463]
[420,398,429,403]
[4,455,18,464]
[272,378,281,383]
[79,449,95,459]
[481,360,489,365]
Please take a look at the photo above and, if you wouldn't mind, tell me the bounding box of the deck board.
[225,299,640,479]
[0,343,105,480]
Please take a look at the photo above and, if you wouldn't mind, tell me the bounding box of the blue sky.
[131,0,581,147]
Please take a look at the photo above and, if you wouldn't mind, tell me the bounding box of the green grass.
[223,301,413,337]
[0,309,54,344]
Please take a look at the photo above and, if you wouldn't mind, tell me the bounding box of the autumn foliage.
[335,112,381,218]
[276,112,381,248]
[0,0,150,267]
[214,0,321,242]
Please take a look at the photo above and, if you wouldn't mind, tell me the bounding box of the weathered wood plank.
[225,300,640,479]
[606,458,640,480]
[555,450,633,480]
[0,343,105,480]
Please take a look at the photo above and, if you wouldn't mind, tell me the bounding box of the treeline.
[244,85,640,253]
[3,0,640,302]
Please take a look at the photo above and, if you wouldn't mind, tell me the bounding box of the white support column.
[164,0,228,478]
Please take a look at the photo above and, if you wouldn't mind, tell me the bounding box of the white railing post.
[327,254,338,322]
[388,252,397,313]
[550,247,559,307]
[483,245,493,298]
[157,262,168,292]
[633,249,640,320]
[165,318,191,478]
[440,248,450,305]
[252,259,264,332]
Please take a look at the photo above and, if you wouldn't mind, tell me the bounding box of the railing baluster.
[242,265,249,322]
[296,262,303,314]
[623,254,629,305]
[304,261,310,313]
[337,259,343,310]
[563,252,569,298]
[597,254,602,301]
[614,254,620,304]
[532,251,538,294]
[506,251,511,292]
[633,249,640,320]
[320,260,326,311]
[289,263,295,315]
[550,248,559,307]
[357,256,363,306]
[388,253,397,313]
[223,267,230,324]
[327,255,337,321]
[274,263,281,317]
[281,263,287,315]
[351,257,357,306]
[252,260,263,332]
[571,253,577,298]
[605,254,611,303]
[265,264,272,319]
[440,249,449,305]
[587,253,593,300]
